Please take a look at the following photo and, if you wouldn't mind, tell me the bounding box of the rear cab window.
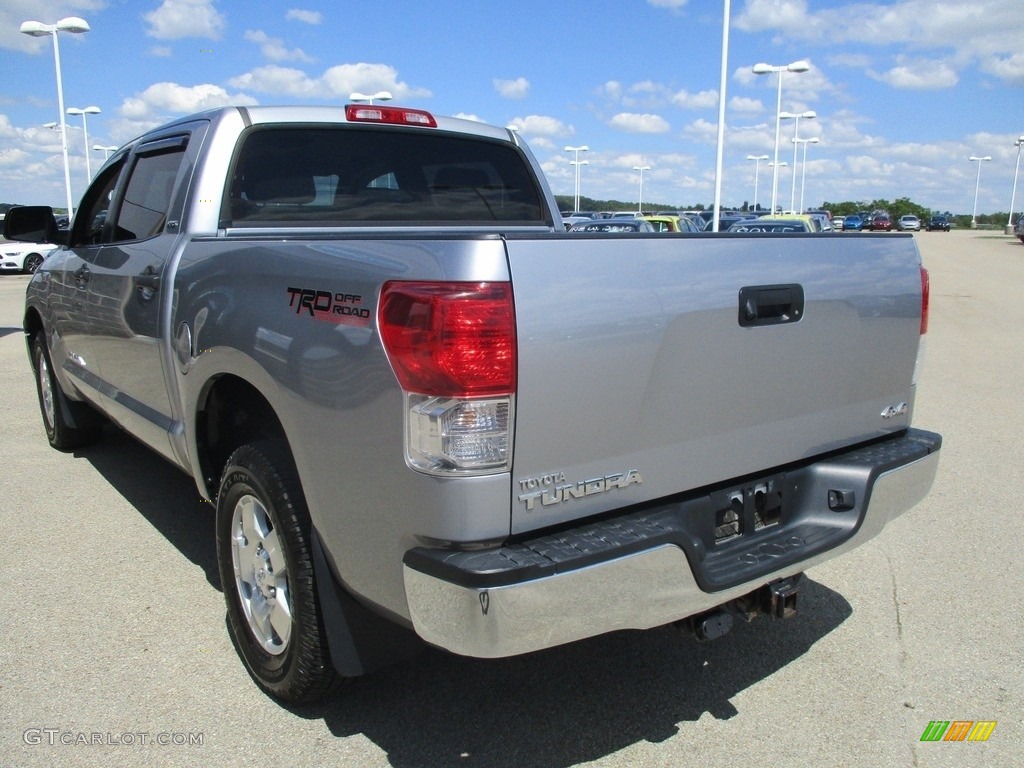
[222,126,548,227]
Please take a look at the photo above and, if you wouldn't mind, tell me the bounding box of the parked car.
[927,215,950,232]
[774,213,827,232]
[726,218,812,233]
[0,239,58,274]
[703,215,753,232]
[896,215,921,232]
[841,214,864,231]
[569,219,655,233]
[832,215,846,230]
[640,214,702,233]
[1015,215,1024,244]
[869,214,893,232]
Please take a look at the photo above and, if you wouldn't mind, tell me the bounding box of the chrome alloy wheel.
[37,350,56,429]
[230,494,292,655]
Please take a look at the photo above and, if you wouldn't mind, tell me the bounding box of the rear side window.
[224,126,547,227]
[112,140,187,242]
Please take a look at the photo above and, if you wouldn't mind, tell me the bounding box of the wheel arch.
[193,373,291,498]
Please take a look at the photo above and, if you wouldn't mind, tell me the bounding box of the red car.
[869,214,892,231]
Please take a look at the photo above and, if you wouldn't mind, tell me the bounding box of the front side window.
[69,158,126,249]
[224,126,547,227]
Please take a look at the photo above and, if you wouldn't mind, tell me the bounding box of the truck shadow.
[78,428,852,767]
[309,580,851,767]
[76,426,220,590]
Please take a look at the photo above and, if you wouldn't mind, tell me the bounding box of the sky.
[2,0,1023,216]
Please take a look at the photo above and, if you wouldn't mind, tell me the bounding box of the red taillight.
[345,104,437,128]
[920,266,930,335]
[378,281,516,397]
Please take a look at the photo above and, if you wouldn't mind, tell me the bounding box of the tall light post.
[768,161,788,206]
[67,106,100,182]
[747,154,768,211]
[794,137,819,213]
[753,60,810,214]
[349,91,392,105]
[1006,135,1024,235]
[633,165,651,213]
[20,16,91,216]
[711,0,732,231]
[969,155,992,228]
[93,144,118,161]
[564,145,589,213]
[781,110,816,212]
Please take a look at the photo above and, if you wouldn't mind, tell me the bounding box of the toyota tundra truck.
[7,104,941,704]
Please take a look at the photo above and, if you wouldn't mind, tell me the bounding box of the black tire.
[31,333,104,450]
[216,440,339,702]
[23,253,44,274]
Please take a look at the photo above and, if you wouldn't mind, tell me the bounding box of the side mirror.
[3,206,67,246]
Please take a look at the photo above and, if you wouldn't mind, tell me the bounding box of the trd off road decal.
[286,286,371,326]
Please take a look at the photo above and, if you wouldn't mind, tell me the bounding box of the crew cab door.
[45,153,130,409]
[74,127,201,460]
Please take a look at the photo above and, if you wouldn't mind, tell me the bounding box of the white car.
[897,215,922,232]
[0,239,58,274]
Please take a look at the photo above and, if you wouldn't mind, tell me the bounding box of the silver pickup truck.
[8,104,941,704]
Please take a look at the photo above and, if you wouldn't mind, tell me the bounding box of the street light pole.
[969,155,992,228]
[747,154,768,211]
[752,60,810,215]
[20,16,91,216]
[794,137,819,213]
[1006,136,1024,235]
[67,105,100,181]
[564,145,589,213]
[711,0,731,232]
[349,91,393,105]
[93,144,118,161]
[632,165,651,213]
[781,110,815,212]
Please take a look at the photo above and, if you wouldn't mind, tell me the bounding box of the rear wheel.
[216,440,339,702]
[31,333,103,450]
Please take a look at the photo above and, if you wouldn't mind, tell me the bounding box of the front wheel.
[31,333,103,450]
[216,440,339,702]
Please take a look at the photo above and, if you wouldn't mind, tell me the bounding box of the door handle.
[73,264,90,287]
[135,266,161,292]
[738,284,804,327]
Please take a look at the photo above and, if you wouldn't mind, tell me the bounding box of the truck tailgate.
[506,233,924,535]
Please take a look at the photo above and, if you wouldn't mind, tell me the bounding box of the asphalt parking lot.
[1,229,1021,768]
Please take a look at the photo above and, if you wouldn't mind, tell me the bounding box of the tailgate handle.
[739,284,804,327]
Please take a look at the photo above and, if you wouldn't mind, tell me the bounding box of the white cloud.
[729,96,764,113]
[0,147,31,168]
[671,89,719,109]
[453,113,484,123]
[144,0,226,40]
[244,30,314,63]
[609,113,670,133]
[286,9,322,24]
[736,0,1024,86]
[507,115,573,137]
[980,52,1024,85]
[494,77,530,99]
[869,58,959,89]
[229,63,432,100]
[119,82,257,122]
[648,0,689,9]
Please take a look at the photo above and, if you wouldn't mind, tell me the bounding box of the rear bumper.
[403,429,941,658]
